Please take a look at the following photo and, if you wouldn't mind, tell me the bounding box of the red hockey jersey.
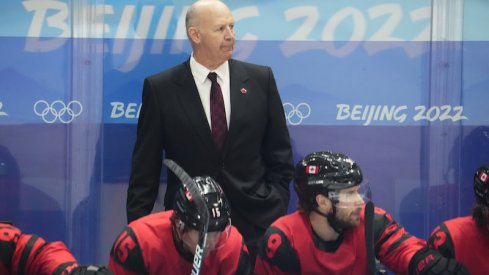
[255,207,425,275]
[428,216,489,275]
[109,210,249,275]
[0,222,78,275]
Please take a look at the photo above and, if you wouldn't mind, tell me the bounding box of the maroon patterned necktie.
[208,72,228,152]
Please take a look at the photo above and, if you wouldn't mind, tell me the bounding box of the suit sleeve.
[262,67,294,206]
[126,78,165,223]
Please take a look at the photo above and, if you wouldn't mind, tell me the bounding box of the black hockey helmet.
[173,176,231,232]
[294,151,363,211]
[474,164,489,207]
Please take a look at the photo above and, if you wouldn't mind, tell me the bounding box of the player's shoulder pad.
[110,227,146,274]
[257,226,300,273]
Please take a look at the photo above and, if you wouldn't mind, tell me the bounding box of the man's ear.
[316,194,332,213]
[188,27,200,44]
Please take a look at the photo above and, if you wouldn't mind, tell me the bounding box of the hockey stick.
[163,159,209,275]
[365,200,376,275]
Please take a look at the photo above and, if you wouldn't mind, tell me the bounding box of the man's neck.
[193,52,225,70]
[309,211,340,241]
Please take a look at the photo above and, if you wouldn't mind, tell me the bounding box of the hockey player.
[428,164,489,275]
[255,151,468,275]
[0,222,110,274]
[109,176,250,274]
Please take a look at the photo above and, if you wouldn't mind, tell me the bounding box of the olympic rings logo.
[283,102,311,125]
[33,100,83,124]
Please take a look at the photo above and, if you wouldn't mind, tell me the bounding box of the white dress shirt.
[189,54,231,129]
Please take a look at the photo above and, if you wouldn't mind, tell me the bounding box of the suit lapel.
[174,60,216,153]
[224,59,249,156]
[173,59,249,157]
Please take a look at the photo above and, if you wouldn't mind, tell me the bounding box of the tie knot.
[207,72,218,83]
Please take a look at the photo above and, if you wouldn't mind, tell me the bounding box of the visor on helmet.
[328,181,371,208]
[175,220,232,256]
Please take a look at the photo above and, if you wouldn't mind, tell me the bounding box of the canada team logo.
[306,165,319,174]
[479,171,488,183]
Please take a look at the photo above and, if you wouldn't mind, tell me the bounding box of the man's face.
[331,185,365,229]
[180,227,228,257]
[194,3,235,66]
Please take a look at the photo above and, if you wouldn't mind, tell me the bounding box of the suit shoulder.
[230,59,271,72]
[146,61,189,82]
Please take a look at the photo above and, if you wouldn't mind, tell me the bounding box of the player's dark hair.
[472,203,489,227]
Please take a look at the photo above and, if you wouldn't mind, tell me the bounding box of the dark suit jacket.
[127,58,294,239]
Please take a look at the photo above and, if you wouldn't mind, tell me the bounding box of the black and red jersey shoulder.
[0,222,78,275]
[109,211,250,275]
[256,208,425,275]
[110,226,146,274]
[428,216,489,275]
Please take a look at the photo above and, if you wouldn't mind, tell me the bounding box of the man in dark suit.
[126,0,294,260]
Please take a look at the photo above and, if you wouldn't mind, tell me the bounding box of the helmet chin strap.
[171,222,194,261]
[314,204,343,234]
